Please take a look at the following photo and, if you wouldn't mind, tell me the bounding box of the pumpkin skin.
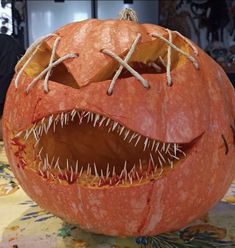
[3,19,235,237]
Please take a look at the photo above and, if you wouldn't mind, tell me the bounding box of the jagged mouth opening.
[17,110,194,187]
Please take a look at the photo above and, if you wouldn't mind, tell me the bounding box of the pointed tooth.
[150,153,155,166]
[65,171,69,181]
[119,126,125,136]
[106,163,110,179]
[94,163,99,177]
[136,171,140,180]
[71,109,76,119]
[99,116,106,127]
[143,138,149,151]
[86,164,91,176]
[128,174,133,184]
[158,150,166,163]
[151,140,156,151]
[79,166,84,177]
[112,166,116,177]
[124,130,130,140]
[66,159,69,171]
[134,135,141,147]
[174,143,177,155]
[165,143,171,153]
[112,121,118,131]
[94,114,100,127]
[155,142,160,152]
[15,130,24,138]
[129,132,137,143]
[161,143,166,152]
[101,169,104,180]
[75,161,79,174]
[41,117,45,124]
[139,159,143,172]
[105,118,111,126]
[70,166,74,182]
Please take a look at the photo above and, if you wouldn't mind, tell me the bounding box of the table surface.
[0,142,235,248]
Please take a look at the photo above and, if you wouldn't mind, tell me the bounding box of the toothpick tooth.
[168,158,174,168]
[99,116,106,127]
[90,113,94,122]
[15,130,23,138]
[94,163,99,177]
[174,143,177,155]
[139,159,143,172]
[51,173,56,180]
[119,126,125,136]
[86,112,91,123]
[158,156,163,167]
[54,157,60,169]
[151,140,156,151]
[86,164,91,176]
[136,171,140,181]
[94,114,100,127]
[124,130,130,140]
[112,121,118,131]
[105,118,111,126]
[170,154,180,160]
[32,128,39,141]
[60,113,64,128]
[106,163,110,179]
[129,132,137,143]
[158,150,166,163]
[123,161,128,180]
[150,153,155,165]
[41,117,45,125]
[71,109,77,121]
[161,142,166,152]
[139,176,143,183]
[66,159,69,171]
[34,138,40,148]
[128,174,133,184]
[38,147,43,157]
[58,164,63,176]
[65,171,69,181]
[177,148,186,157]
[134,135,141,147]
[46,170,50,179]
[53,121,56,132]
[47,115,53,132]
[129,164,136,175]
[101,169,105,180]
[155,142,160,152]
[70,166,74,182]
[64,113,68,125]
[79,166,84,177]
[39,169,44,177]
[112,166,116,177]
[75,161,79,174]
[165,143,171,153]
[143,138,149,151]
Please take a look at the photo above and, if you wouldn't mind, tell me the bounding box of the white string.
[102,49,149,89]
[15,33,57,72]
[166,29,172,86]
[15,33,57,88]
[26,54,78,94]
[43,37,61,92]
[107,33,141,95]
[172,30,199,56]
[150,32,199,69]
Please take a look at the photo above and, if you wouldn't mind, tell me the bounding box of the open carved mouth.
[13,109,195,187]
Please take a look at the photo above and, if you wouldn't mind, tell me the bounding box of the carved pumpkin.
[2,11,235,237]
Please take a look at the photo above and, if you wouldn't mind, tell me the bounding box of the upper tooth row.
[17,109,182,154]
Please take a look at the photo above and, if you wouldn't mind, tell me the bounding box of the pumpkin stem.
[118,8,138,22]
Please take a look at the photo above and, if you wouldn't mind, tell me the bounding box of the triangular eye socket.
[48,62,79,89]
[20,41,79,90]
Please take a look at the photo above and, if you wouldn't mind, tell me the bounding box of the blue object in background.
[227,73,235,88]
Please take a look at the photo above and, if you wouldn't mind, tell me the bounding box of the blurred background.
[0,0,235,85]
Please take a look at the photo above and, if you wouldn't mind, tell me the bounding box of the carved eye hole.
[21,41,79,90]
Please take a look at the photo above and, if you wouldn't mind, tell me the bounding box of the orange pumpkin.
[2,11,235,236]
